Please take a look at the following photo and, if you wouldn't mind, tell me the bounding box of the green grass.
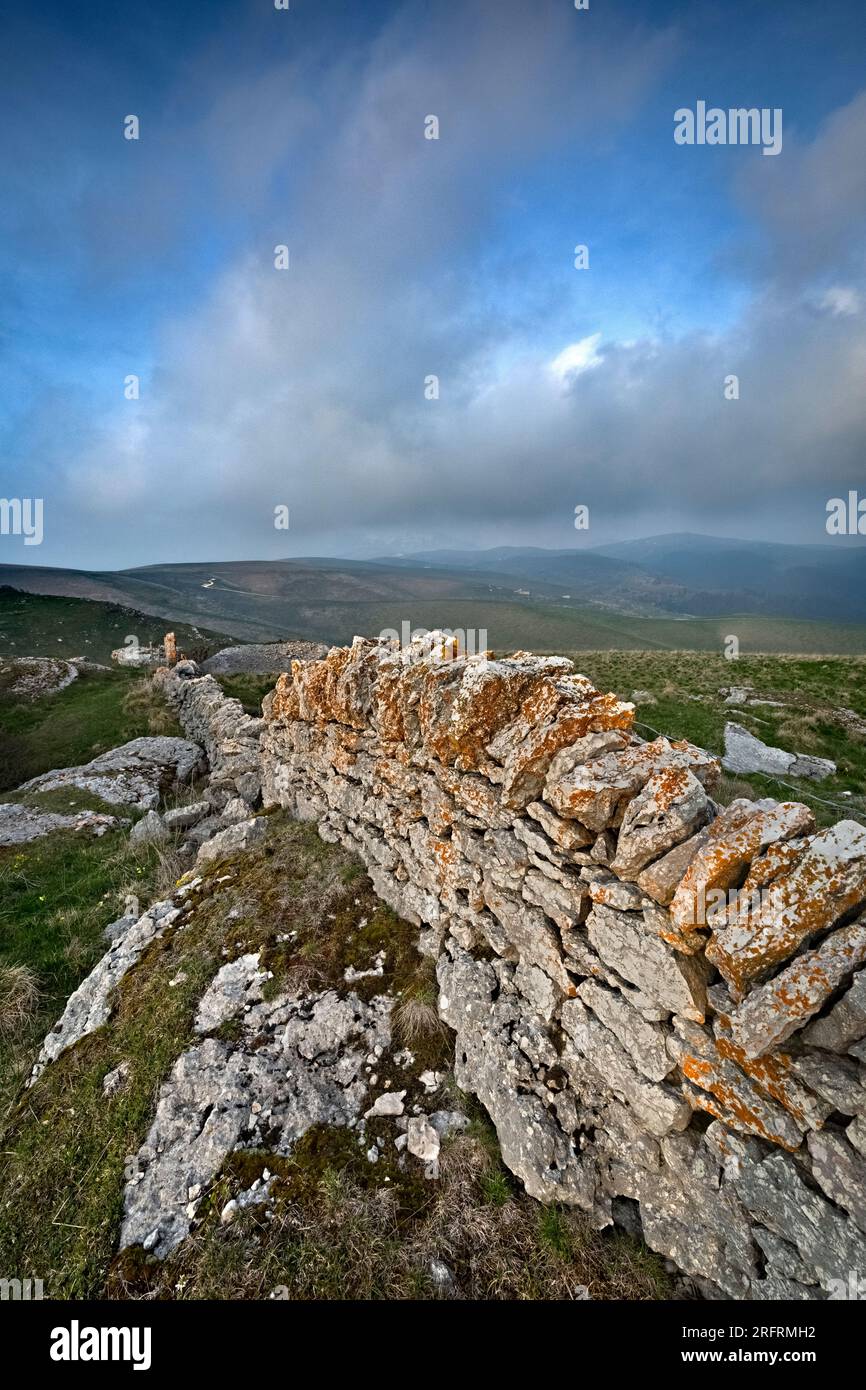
[0,587,236,665]
[0,827,185,1109]
[248,597,866,655]
[0,814,672,1302]
[568,650,866,828]
[0,667,183,794]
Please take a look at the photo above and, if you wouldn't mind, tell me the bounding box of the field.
[569,650,866,829]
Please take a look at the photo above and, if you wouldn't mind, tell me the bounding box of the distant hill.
[388,534,866,624]
[3,531,866,654]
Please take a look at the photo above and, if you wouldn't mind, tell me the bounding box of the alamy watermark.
[378,621,488,665]
[674,102,782,157]
[826,491,866,535]
[0,496,43,545]
[679,884,783,930]
[0,1276,43,1300]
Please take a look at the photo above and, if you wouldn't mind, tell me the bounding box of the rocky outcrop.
[29,894,191,1083]
[723,721,836,780]
[0,656,80,700]
[154,635,866,1298]
[121,967,394,1258]
[16,736,203,811]
[201,641,328,676]
[0,802,122,847]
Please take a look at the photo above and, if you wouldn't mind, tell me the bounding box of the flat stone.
[587,903,710,1021]
[668,799,815,940]
[706,821,866,994]
[733,1152,866,1295]
[610,767,711,880]
[637,826,711,906]
[728,918,866,1057]
[576,979,673,1082]
[806,1131,866,1233]
[18,735,203,811]
[561,998,691,1137]
[196,817,268,866]
[722,722,835,780]
[802,968,866,1052]
[0,802,121,847]
[668,1021,804,1151]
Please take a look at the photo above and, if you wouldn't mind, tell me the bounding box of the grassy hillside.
[0,665,185,794]
[5,557,866,653]
[0,587,237,664]
[570,650,866,829]
[0,750,668,1301]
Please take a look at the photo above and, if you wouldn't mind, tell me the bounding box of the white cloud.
[549,334,604,382]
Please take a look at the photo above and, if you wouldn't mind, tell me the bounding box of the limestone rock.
[31,899,181,1082]
[129,810,166,845]
[637,826,710,906]
[586,903,710,1021]
[802,968,866,1052]
[668,799,815,940]
[723,721,835,780]
[728,917,866,1057]
[163,801,210,830]
[806,1131,866,1232]
[610,767,712,880]
[0,803,120,847]
[18,736,203,811]
[706,820,866,994]
[575,979,673,1082]
[196,817,268,866]
[545,737,719,832]
[733,1152,866,1295]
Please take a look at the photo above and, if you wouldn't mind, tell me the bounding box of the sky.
[1,0,865,569]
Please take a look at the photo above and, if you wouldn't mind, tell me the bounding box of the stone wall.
[154,663,263,809]
[164,637,866,1299]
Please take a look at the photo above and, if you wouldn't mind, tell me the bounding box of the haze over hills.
[2,533,866,653]
[386,534,866,623]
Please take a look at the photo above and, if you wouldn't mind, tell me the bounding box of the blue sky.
[2,0,865,567]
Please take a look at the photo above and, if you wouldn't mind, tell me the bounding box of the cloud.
[7,1,866,565]
[549,335,604,382]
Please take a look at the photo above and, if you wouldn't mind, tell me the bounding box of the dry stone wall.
[162,636,866,1299]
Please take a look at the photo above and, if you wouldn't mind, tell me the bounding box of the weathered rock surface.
[196,817,267,865]
[0,802,121,846]
[0,656,79,700]
[134,635,866,1298]
[121,983,393,1257]
[728,917,866,1057]
[17,736,203,811]
[201,641,328,676]
[722,721,836,780]
[30,898,183,1082]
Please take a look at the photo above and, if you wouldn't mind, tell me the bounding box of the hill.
[4,531,866,654]
[0,587,237,665]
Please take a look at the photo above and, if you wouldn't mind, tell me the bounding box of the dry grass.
[0,964,40,1038]
[121,677,181,737]
[123,1122,671,1302]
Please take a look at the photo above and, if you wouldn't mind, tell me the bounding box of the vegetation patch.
[0,666,185,794]
[114,1107,671,1302]
[567,650,866,828]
